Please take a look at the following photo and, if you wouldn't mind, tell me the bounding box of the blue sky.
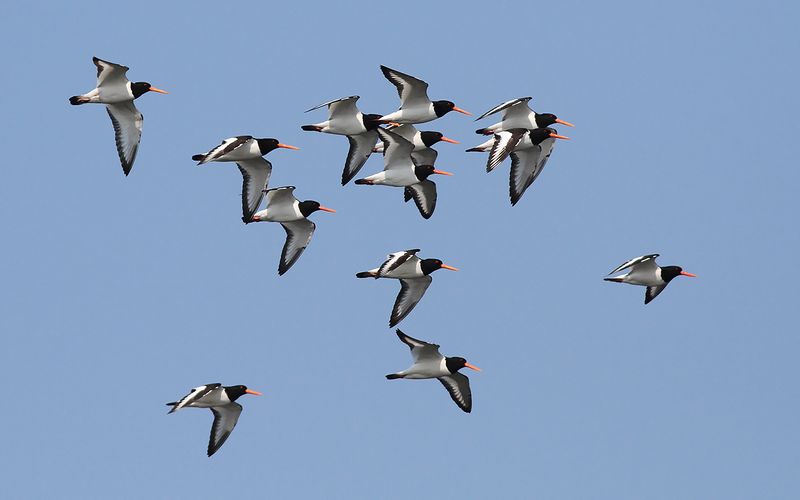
[2,1,799,498]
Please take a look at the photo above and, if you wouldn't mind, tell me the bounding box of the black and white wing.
[195,136,252,164]
[378,249,421,277]
[410,147,438,166]
[105,101,143,175]
[487,129,526,172]
[304,95,360,114]
[207,402,243,457]
[93,57,130,87]
[278,219,316,276]
[608,254,660,276]
[390,276,432,327]
[404,180,437,219]
[237,157,272,222]
[343,130,378,185]
[475,97,532,121]
[395,329,443,363]
[167,383,221,413]
[376,127,415,173]
[387,123,418,143]
[644,284,668,305]
[380,65,430,107]
[265,186,299,208]
[508,139,553,206]
[438,372,472,413]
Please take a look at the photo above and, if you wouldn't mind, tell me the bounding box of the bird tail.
[475,128,493,135]
[191,154,206,162]
[465,147,485,152]
[385,374,404,380]
[604,277,624,283]
[69,96,89,105]
[165,402,178,413]
[301,125,322,132]
[356,271,377,278]
[354,179,372,185]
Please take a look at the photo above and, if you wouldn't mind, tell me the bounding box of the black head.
[419,258,445,275]
[528,127,557,145]
[660,266,684,283]
[256,138,281,155]
[362,113,384,131]
[445,356,468,374]
[223,385,248,402]
[131,82,152,99]
[299,200,335,217]
[433,100,456,118]
[414,164,436,181]
[419,131,444,148]
[534,112,558,127]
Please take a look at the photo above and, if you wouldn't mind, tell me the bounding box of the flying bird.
[355,128,452,219]
[386,330,480,413]
[69,57,168,176]
[372,124,459,166]
[166,383,262,457]
[604,254,696,304]
[250,186,335,275]
[474,97,573,136]
[484,127,570,205]
[356,249,458,326]
[192,136,299,223]
[301,96,383,185]
[377,65,471,124]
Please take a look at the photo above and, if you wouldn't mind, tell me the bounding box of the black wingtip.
[386,374,403,380]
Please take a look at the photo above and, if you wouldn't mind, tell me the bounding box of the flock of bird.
[69,57,696,457]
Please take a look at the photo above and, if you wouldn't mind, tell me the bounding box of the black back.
[534,113,558,127]
[420,258,444,275]
[414,165,436,181]
[361,113,383,131]
[445,356,468,374]
[256,138,281,155]
[660,266,684,283]
[223,385,248,402]
[130,82,152,99]
[298,200,322,217]
[433,100,456,118]
[419,131,444,148]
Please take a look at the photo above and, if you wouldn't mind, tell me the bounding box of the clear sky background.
[1,1,798,498]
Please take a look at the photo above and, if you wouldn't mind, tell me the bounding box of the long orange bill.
[278,143,300,150]
[148,86,169,94]
[555,118,574,127]
[433,169,454,176]
[318,206,336,213]
[440,264,459,271]
[440,136,460,144]
[549,133,570,140]
[680,271,697,277]
[245,389,263,396]
[452,106,472,116]
[464,362,481,372]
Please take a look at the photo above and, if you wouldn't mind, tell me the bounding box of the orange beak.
[440,264,459,271]
[680,271,697,277]
[464,362,481,372]
[245,389,263,396]
[433,169,453,176]
[555,118,574,127]
[277,143,300,150]
[549,132,570,140]
[318,206,336,213]
[148,86,168,94]
[452,106,472,116]
[440,136,460,144]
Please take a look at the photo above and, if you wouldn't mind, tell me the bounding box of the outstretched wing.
[390,276,432,327]
[475,97,532,121]
[411,147,438,167]
[343,131,378,185]
[278,219,316,276]
[195,136,252,164]
[487,129,526,172]
[404,180,437,219]
[395,329,442,362]
[93,56,130,87]
[376,127,415,172]
[380,65,430,107]
[167,383,221,413]
[438,373,472,413]
[105,101,143,176]
[237,157,272,222]
[305,95,360,113]
[207,403,243,457]
[608,254,660,276]
[645,284,668,304]
[378,249,421,277]
[265,186,298,208]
